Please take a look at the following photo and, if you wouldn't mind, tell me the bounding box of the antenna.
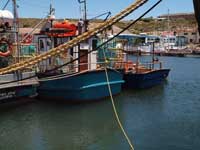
[167,8,170,51]
[77,0,87,32]
[49,3,55,27]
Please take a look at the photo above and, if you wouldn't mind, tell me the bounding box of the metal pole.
[77,0,87,32]
[167,8,170,51]
[12,0,21,79]
[152,42,155,69]
[12,0,19,63]
[83,0,87,32]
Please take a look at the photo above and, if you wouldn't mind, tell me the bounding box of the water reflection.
[0,56,200,150]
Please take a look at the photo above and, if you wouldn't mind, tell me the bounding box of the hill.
[19,17,198,34]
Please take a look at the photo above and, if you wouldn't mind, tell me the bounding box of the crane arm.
[90,12,111,21]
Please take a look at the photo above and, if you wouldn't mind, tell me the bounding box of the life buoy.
[0,38,12,57]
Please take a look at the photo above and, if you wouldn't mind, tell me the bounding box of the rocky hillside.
[116,17,198,34]
[19,17,198,34]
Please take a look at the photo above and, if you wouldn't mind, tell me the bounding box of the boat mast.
[12,0,18,41]
[49,3,55,28]
[12,0,20,63]
[167,8,170,51]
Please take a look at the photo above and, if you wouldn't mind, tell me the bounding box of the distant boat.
[37,68,124,101]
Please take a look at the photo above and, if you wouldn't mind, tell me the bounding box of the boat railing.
[37,61,109,75]
[66,62,108,71]
[11,43,38,71]
[139,60,163,70]
[96,59,163,72]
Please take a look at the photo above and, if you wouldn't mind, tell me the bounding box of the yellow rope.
[0,0,148,75]
[102,49,134,150]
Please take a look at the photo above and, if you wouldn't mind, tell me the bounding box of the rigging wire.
[2,0,10,10]
[0,0,162,86]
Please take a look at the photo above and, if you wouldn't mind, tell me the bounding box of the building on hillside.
[156,12,200,44]
[147,28,200,44]
[176,28,200,44]
[158,13,195,20]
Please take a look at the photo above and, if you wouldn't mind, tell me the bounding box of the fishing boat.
[123,41,170,89]
[98,36,170,89]
[122,60,170,89]
[36,26,124,101]
[0,0,38,103]
[35,3,124,101]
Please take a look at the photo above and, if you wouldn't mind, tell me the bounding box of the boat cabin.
[34,19,99,74]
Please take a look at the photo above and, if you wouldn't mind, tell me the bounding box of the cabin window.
[92,39,98,50]
[171,38,175,43]
[46,39,51,46]
[39,40,44,49]
[191,32,196,35]
[184,33,188,35]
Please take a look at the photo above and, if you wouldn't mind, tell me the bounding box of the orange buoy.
[48,20,77,37]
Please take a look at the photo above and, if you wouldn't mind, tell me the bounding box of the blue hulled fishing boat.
[38,68,123,101]
[122,40,170,89]
[34,3,124,102]
[122,62,170,89]
[98,35,170,89]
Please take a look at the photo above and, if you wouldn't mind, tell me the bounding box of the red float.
[47,21,77,37]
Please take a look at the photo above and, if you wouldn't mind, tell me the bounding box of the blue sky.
[1,0,195,19]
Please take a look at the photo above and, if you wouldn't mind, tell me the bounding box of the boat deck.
[0,72,39,90]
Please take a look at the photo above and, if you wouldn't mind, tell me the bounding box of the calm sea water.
[0,56,200,150]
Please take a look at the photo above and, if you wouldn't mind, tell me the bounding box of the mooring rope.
[102,48,134,150]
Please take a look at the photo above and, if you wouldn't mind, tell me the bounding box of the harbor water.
[0,56,200,150]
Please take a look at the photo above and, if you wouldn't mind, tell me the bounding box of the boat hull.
[0,72,39,104]
[123,69,170,89]
[0,85,38,103]
[38,69,124,101]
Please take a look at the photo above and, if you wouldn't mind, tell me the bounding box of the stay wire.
[2,0,10,10]
[0,0,162,86]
